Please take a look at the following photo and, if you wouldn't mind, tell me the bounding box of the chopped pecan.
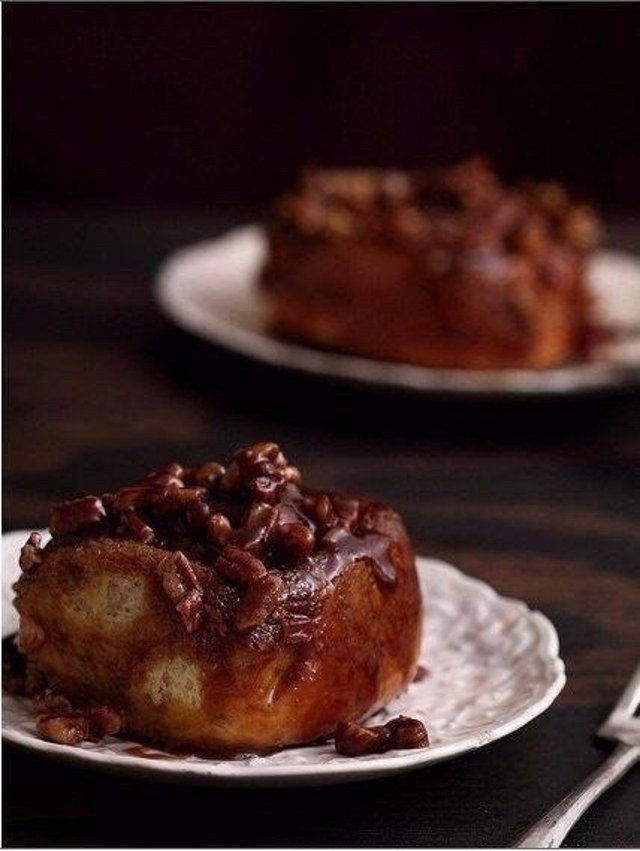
[334,720,392,756]
[332,496,360,527]
[275,523,315,560]
[164,463,184,479]
[113,485,155,512]
[50,496,106,536]
[215,546,267,584]
[228,504,277,554]
[235,573,284,631]
[157,551,198,602]
[19,532,44,572]
[193,461,226,487]
[313,495,335,528]
[207,513,232,547]
[37,714,89,746]
[175,587,204,633]
[157,552,204,633]
[152,487,205,515]
[385,716,430,749]
[185,499,210,529]
[219,442,292,503]
[33,687,123,746]
[121,510,155,543]
[334,715,429,757]
[282,465,302,484]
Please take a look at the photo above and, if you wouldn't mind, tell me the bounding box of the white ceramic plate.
[155,226,640,397]
[2,529,564,786]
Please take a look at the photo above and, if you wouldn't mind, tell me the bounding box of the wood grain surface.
[3,211,640,848]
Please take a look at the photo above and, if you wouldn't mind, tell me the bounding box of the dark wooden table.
[4,210,640,848]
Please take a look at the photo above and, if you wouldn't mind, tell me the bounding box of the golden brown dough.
[13,443,422,754]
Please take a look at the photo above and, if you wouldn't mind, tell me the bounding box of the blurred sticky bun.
[261,158,601,369]
[13,443,422,754]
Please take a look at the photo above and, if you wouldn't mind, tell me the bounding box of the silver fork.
[515,663,640,848]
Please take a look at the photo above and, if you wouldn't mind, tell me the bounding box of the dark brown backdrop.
[5,2,640,210]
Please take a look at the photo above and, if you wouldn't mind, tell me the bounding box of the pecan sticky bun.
[13,443,422,754]
[261,158,601,370]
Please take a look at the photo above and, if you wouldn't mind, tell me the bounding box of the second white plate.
[155,226,640,397]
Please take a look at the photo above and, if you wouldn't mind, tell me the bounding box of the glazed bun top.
[266,157,600,286]
[21,443,410,652]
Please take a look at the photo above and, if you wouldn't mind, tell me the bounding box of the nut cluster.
[34,689,123,746]
[334,716,429,757]
[20,443,400,645]
[272,158,600,260]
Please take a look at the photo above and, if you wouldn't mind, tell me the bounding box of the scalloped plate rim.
[2,531,565,786]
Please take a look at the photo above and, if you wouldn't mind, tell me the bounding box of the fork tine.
[610,663,640,718]
[599,663,640,738]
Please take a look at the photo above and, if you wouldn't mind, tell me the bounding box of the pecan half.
[334,720,392,756]
[122,509,155,543]
[157,551,204,633]
[19,532,44,572]
[207,513,232,547]
[215,546,267,584]
[235,573,284,631]
[50,496,106,537]
[334,716,429,757]
[36,714,89,746]
[275,522,315,560]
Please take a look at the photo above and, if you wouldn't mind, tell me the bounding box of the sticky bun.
[261,158,601,369]
[13,443,422,754]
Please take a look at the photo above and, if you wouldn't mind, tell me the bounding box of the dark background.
[3,3,640,848]
[5,2,640,211]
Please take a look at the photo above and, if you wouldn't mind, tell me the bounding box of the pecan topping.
[220,442,290,503]
[385,716,430,749]
[275,523,315,560]
[235,573,284,631]
[215,546,283,631]
[157,552,203,633]
[334,716,429,757]
[50,496,106,537]
[122,509,155,543]
[193,461,226,487]
[207,512,232,547]
[215,545,267,584]
[19,532,44,572]
[175,586,204,633]
[36,442,402,647]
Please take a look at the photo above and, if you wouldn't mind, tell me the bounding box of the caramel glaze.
[23,443,400,654]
